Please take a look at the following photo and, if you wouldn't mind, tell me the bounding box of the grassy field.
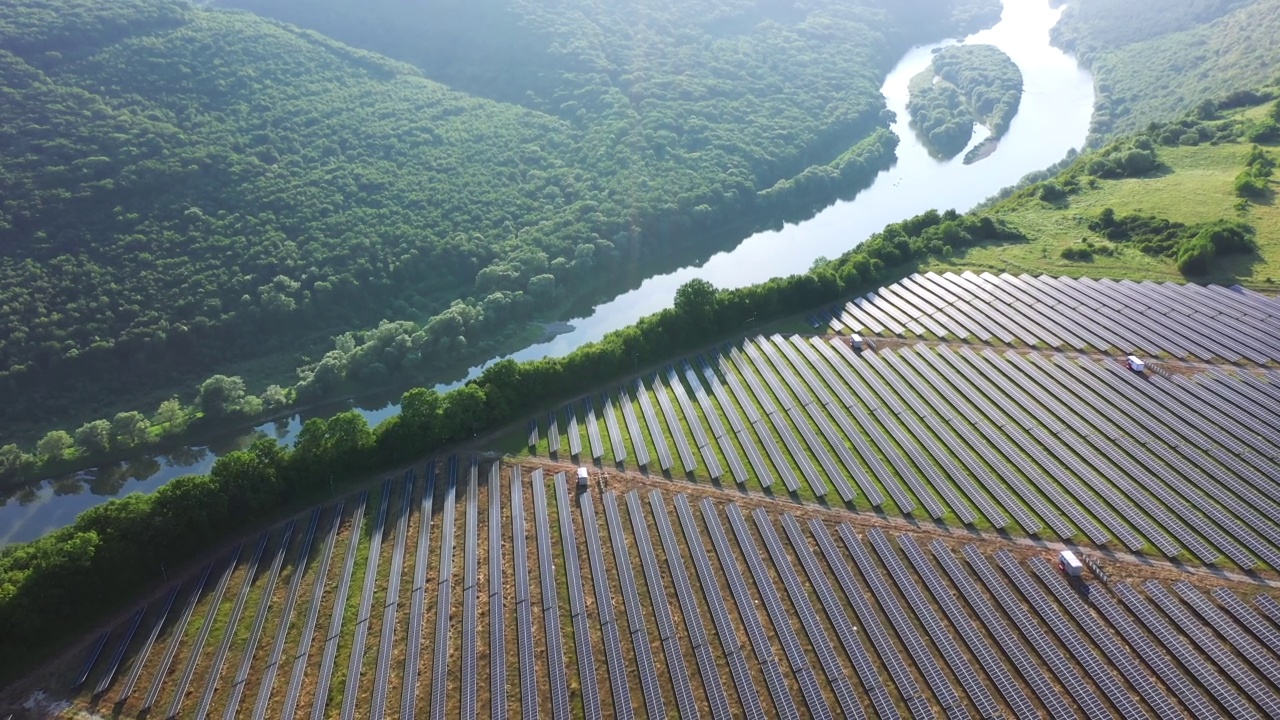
[928,138,1280,287]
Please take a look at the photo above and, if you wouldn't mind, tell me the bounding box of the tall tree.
[110,412,151,449]
[196,375,247,419]
[36,431,74,461]
[74,420,113,455]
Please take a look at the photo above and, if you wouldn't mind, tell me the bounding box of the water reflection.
[0,0,1093,545]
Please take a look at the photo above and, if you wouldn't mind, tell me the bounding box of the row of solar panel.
[526,327,1280,574]
[836,271,1280,363]
[76,471,1280,720]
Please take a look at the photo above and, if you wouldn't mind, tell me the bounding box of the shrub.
[1247,120,1280,143]
[1038,182,1067,202]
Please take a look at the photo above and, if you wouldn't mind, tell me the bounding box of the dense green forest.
[1051,0,1280,141]
[906,44,1022,159]
[0,0,999,448]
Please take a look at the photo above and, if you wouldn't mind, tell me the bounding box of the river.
[0,0,1093,545]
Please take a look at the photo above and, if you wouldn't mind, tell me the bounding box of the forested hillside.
[1051,0,1280,141]
[0,0,998,444]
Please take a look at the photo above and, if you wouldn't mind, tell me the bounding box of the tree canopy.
[906,44,1022,159]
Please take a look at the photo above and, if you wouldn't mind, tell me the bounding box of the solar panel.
[1143,580,1279,717]
[625,491,697,718]
[684,359,727,438]
[962,546,1109,720]
[531,470,571,718]
[223,517,297,719]
[547,411,561,454]
[168,543,244,720]
[340,479,392,720]
[617,387,650,468]
[71,631,109,692]
[809,520,934,719]
[877,349,1055,535]
[116,583,180,704]
[649,492,733,719]
[197,530,270,720]
[584,396,605,460]
[1029,557,1174,718]
[94,606,146,698]
[896,535,1027,718]
[279,499,347,720]
[667,364,712,448]
[726,506,826,719]
[488,463,508,720]
[634,377,674,471]
[995,551,1150,720]
[700,499,798,717]
[752,511,866,720]
[604,491,666,720]
[1174,581,1280,688]
[579,493,635,720]
[652,373,698,473]
[425,462,461,720]
[456,467,478,720]
[1101,586,1225,715]
[842,527,965,719]
[140,563,213,710]
[510,467,539,720]
[673,495,765,720]
[929,541,1075,720]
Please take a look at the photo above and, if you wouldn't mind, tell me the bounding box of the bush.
[1038,182,1068,202]
[1235,144,1275,199]
[1084,138,1160,179]
[1247,120,1280,143]
[1175,221,1258,275]
[1235,172,1269,198]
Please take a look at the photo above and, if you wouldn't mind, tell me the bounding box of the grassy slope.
[926,127,1280,287]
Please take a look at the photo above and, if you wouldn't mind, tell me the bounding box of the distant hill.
[1051,0,1280,142]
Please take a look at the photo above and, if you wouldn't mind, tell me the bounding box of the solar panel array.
[487,462,507,720]
[531,468,572,718]
[341,478,392,720]
[223,516,296,718]
[604,490,666,719]
[838,272,1280,363]
[196,530,270,720]
[429,458,458,720]
[525,328,1280,573]
[280,500,345,720]
[459,463,479,720]
[59,468,1280,720]
[370,474,413,720]
[556,473,602,718]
